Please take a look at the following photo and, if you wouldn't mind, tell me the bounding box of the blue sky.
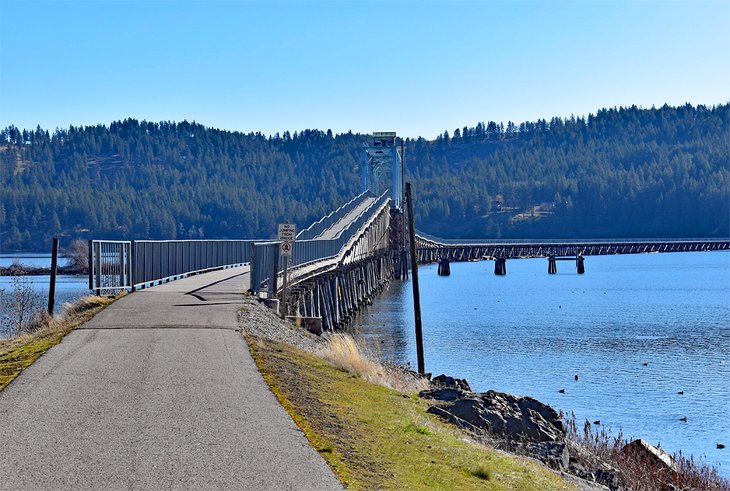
[1,0,728,139]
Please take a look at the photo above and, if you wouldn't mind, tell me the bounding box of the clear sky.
[1,0,728,139]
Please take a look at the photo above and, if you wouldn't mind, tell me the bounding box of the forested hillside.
[1,103,728,251]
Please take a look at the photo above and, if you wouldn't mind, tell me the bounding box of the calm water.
[0,254,88,339]
[350,251,730,474]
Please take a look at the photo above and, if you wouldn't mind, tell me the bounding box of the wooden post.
[406,182,425,375]
[47,238,59,316]
[281,255,289,319]
[270,245,279,299]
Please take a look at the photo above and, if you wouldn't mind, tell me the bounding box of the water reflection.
[349,251,730,475]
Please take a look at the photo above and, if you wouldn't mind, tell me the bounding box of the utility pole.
[405,182,425,374]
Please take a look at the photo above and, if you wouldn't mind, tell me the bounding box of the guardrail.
[296,192,370,240]
[90,239,255,292]
[250,191,391,295]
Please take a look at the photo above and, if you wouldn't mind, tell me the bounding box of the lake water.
[0,254,88,339]
[349,251,730,475]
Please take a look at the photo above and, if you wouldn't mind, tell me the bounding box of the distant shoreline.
[0,264,87,277]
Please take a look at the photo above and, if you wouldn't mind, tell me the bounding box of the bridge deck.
[0,268,341,489]
[314,197,377,240]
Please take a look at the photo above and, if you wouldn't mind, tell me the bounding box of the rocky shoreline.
[241,297,726,491]
[420,375,621,490]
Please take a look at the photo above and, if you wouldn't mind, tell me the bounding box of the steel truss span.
[415,236,730,263]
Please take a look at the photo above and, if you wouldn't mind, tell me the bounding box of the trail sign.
[278,223,296,242]
[279,223,296,259]
[280,241,293,257]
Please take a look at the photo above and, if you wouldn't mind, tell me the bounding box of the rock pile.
[420,379,570,471]
[422,375,636,490]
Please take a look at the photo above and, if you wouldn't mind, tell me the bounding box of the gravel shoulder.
[238,296,329,352]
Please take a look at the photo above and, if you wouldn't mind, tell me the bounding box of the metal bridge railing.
[249,242,280,297]
[416,231,730,247]
[296,191,370,240]
[90,193,390,296]
[132,240,254,288]
[90,239,255,292]
[250,191,391,296]
[89,240,132,294]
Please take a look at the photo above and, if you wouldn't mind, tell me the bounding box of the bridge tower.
[362,132,408,278]
[362,132,404,210]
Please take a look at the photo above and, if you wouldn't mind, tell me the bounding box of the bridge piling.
[548,256,557,274]
[437,257,451,276]
[494,257,507,275]
[576,255,585,274]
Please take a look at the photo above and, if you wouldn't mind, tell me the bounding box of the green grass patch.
[0,295,115,392]
[247,336,574,490]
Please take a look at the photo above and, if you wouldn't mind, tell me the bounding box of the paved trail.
[0,267,341,490]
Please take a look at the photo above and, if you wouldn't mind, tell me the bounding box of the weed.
[404,422,432,435]
[319,334,429,393]
[470,464,492,481]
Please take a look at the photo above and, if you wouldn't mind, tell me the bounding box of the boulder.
[434,390,566,443]
[432,374,471,391]
[523,441,570,470]
[419,387,465,402]
[422,387,570,470]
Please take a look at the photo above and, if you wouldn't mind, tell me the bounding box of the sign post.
[278,223,296,319]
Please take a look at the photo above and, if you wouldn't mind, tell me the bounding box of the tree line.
[1,102,727,251]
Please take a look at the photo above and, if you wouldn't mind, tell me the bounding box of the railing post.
[88,239,94,291]
[119,241,125,289]
[94,241,102,296]
[130,241,136,291]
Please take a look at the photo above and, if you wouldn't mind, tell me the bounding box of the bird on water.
[718,443,726,449]
[558,389,565,394]
[677,390,684,395]
[679,416,688,422]
[574,374,579,381]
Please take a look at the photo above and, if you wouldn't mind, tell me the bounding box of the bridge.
[88,131,730,328]
[416,233,730,275]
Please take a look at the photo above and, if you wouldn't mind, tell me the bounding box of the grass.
[247,335,575,490]
[0,295,116,392]
[318,333,430,393]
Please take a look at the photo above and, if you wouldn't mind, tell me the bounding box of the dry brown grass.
[565,412,729,491]
[318,334,429,393]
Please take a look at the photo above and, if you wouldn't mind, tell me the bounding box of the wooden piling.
[437,257,451,276]
[47,238,59,316]
[406,182,426,375]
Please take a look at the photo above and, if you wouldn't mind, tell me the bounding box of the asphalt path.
[0,267,341,490]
